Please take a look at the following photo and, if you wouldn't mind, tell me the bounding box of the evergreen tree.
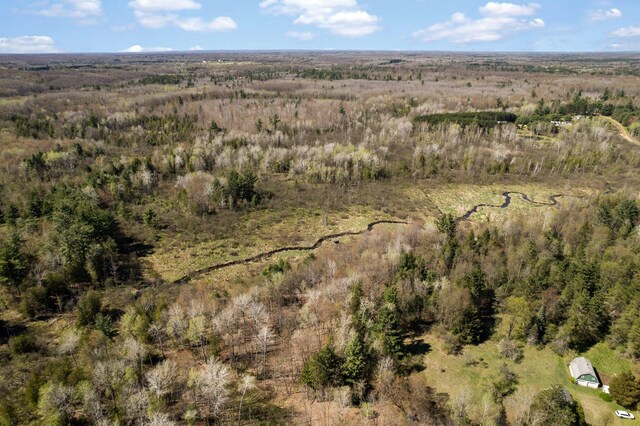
[564,290,607,351]
[300,344,344,392]
[76,290,102,327]
[436,213,457,239]
[528,385,587,426]
[457,266,494,343]
[349,282,363,316]
[226,170,259,207]
[610,372,640,409]
[342,333,368,387]
[0,231,29,289]
[455,307,484,345]
[627,316,640,359]
[376,286,405,359]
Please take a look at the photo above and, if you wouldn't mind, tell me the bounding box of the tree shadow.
[117,235,154,257]
[405,339,432,356]
[0,320,27,344]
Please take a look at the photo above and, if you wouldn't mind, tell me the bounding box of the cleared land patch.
[419,331,640,426]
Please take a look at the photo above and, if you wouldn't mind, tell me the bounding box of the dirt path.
[601,116,640,147]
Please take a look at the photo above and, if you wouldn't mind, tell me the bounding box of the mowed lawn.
[419,333,640,425]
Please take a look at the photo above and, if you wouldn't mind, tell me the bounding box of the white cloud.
[122,44,174,53]
[286,31,316,41]
[479,2,540,17]
[189,45,204,51]
[590,8,622,21]
[261,0,381,37]
[122,44,145,52]
[175,16,237,32]
[611,41,640,51]
[128,0,236,32]
[133,11,178,29]
[128,0,200,11]
[111,24,136,32]
[38,0,102,24]
[0,35,61,53]
[612,26,640,38]
[413,2,544,44]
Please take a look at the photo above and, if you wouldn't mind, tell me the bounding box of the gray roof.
[569,357,597,380]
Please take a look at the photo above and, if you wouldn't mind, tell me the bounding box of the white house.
[569,357,600,389]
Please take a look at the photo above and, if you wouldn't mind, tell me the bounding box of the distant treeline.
[413,111,517,129]
[138,74,184,85]
[517,94,639,127]
[414,93,638,130]
[297,68,373,81]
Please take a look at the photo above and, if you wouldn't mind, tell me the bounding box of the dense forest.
[1,52,640,425]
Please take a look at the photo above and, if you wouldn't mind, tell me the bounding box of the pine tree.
[0,231,29,289]
[528,385,587,425]
[627,316,640,359]
[436,213,457,239]
[343,333,368,386]
[376,287,405,359]
[300,344,344,391]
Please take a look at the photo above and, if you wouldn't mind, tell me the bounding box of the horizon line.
[1,49,640,56]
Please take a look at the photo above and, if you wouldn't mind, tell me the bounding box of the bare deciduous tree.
[146,359,178,403]
[237,374,257,423]
[167,304,188,345]
[58,329,81,367]
[147,412,177,426]
[255,324,275,375]
[123,337,148,378]
[37,383,74,425]
[195,358,231,422]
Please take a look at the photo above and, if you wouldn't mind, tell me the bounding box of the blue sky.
[0,1,639,53]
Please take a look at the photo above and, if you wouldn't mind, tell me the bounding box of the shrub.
[262,259,291,280]
[9,334,37,354]
[490,364,518,402]
[497,338,524,362]
[18,285,49,318]
[599,392,613,402]
[24,373,44,408]
[442,333,462,355]
[0,400,16,426]
[360,402,377,419]
[76,290,102,327]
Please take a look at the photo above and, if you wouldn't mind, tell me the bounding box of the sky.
[0,0,639,53]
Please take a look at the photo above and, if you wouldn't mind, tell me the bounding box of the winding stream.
[458,191,562,220]
[172,192,568,284]
[172,220,407,284]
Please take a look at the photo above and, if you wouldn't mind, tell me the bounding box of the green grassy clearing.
[146,205,398,282]
[145,182,597,283]
[423,183,594,222]
[418,331,639,425]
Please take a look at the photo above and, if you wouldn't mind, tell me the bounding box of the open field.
[145,180,599,284]
[420,331,640,426]
[145,204,396,282]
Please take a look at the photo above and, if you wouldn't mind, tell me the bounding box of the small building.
[569,357,600,388]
